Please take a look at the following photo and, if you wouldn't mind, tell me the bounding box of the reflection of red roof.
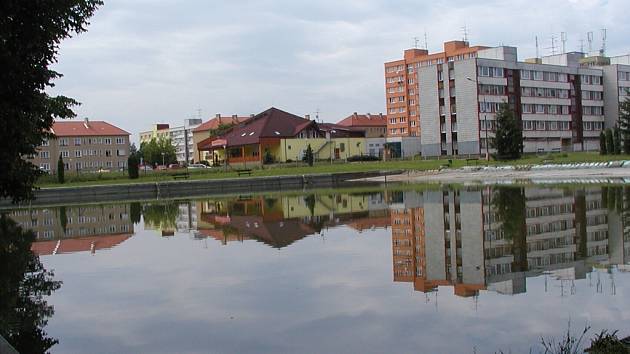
[31,233,132,256]
[51,120,130,137]
[347,216,391,232]
[337,113,387,127]
[193,116,251,133]
[220,107,316,147]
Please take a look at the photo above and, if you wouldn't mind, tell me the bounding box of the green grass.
[36,152,630,189]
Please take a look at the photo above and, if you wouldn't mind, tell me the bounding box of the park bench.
[172,172,190,180]
[466,158,479,165]
[236,169,252,176]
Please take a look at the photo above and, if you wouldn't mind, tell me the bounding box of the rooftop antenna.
[561,32,567,54]
[587,31,594,55]
[461,25,469,42]
[413,36,419,49]
[196,108,202,120]
[315,108,321,122]
[600,28,607,56]
[579,36,585,53]
[547,35,557,56]
[535,36,540,59]
[423,30,429,50]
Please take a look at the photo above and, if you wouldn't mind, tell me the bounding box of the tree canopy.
[0,0,103,203]
[619,91,630,154]
[139,138,177,166]
[492,102,523,160]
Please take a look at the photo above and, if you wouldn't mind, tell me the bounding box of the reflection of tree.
[0,214,62,353]
[492,187,528,272]
[142,202,179,230]
[58,206,68,235]
[304,194,316,217]
[129,202,142,224]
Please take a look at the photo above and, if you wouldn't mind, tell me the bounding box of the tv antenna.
[413,36,419,49]
[424,30,429,50]
[561,32,567,54]
[461,25,469,42]
[600,28,607,56]
[587,31,594,55]
[315,108,321,122]
[546,35,557,56]
[535,36,540,59]
[579,36,585,53]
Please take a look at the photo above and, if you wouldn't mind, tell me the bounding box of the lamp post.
[467,77,490,162]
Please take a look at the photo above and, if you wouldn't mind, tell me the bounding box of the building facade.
[192,114,251,163]
[30,119,130,174]
[139,119,202,164]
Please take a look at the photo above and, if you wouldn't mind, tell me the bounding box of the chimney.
[379,113,384,119]
[83,117,89,129]
[353,112,358,118]
[366,113,371,119]
[232,114,237,118]
[250,114,255,118]
[215,113,221,118]
[305,114,310,120]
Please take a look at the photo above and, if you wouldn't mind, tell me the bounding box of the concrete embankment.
[1,171,396,207]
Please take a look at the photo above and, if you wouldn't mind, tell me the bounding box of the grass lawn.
[36,152,630,189]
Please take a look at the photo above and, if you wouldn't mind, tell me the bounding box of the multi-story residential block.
[602,55,630,129]
[192,114,251,162]
[415,46,606,156]
[139,119,202,164]
[384,41,488,157]
[30,119,130,174]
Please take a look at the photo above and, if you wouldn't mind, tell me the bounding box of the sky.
[49,0,630,139]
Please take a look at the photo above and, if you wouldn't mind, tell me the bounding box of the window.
[560,121,570,130]
[558,73,568,82]
[479,66,490,77]
[59,138,68,146]
[74,137,82,145]
[536,121,545,130]
[61,150,69,158]
[521,70,530,80]
[75,150,82,158]
[41,139,49,147]
[533,71,543,81]
[39,151,50,159]
[399,117,406,123]
[561,106,570,115]
[104,138,112,144]
[522,104,533,113]
[117,149,126,156]
[39,163,50,171]
[105,150,112,157]
[535,104,545,114]
[547,121,558,130]
[523,120,533,130]
[116,137,125,144]
[75,162,82,170]
[390,118,397,124]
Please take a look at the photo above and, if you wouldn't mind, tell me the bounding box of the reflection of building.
[391,187,630,297]
[8,204,134,255]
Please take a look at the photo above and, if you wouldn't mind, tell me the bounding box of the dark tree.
[0,0,103,203]
[303,144,314,166]
[492,186,528,272]
[619,92,630,154]
[613,125,622,154]
[492,103,523,160]
[599,131,607,155]
[605,128,614,155]
[127,152,140,179]
[57,154,65,184]
[263,149,274,165]
[0,215,62,353]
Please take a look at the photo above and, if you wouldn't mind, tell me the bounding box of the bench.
[172,172,190,180]
[236,169,252,176]
[466,158,479,165]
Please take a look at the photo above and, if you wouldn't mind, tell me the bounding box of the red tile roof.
[337,113,387,127]
[31,233,132,256]
[193,116,251,133]
[51,120,130,137]
[221,107,316,147]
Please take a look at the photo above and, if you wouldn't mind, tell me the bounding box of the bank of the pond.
[1,170,400,207]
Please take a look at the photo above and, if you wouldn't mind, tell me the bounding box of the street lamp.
[466,77,490,161]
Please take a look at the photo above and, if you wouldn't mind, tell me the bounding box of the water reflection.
[0,215,62,353]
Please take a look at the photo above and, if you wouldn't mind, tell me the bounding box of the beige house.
[30,119,130,174]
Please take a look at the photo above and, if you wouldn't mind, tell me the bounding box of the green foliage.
[127,152,140,179]
[208,123,236,137]
[540,325,590,354]
[619,93,630,154]
[57,154,65,184]
[303,144,314,166]
[0,215,62,353]
[605,128,614,155]
[599,131,607,155]
[139,138,177,166]
[613,126,622,154]
[0,0,103,203]
[142,202,180,230]
[492,103,523,160]
[263,149,274,165]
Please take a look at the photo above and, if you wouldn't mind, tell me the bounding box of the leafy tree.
[492,103,523,160]
[1,0,103,203]
[613,125,622,154]
[303,144,314,166]
[57,154,65,184]
[208,123,237,138]
[619,92,630,154]
[139,138,177,166]
[127,152,140,179]
[0,215,62,353]
[599,131,607,155]
[605,128,614,155]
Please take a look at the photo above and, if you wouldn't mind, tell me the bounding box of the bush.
[347,155,380,162]
[127,153,139,179]
[57,154,64,184]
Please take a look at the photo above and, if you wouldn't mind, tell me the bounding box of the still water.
[2,185,630,353]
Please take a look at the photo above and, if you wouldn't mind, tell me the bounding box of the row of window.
[521,70,569,82]
[521,87,570,98]
[522,121,571,131]
[619,71,630,81]
[478,66,505,78]
[386,75,405,83]
[581,74,603,85]
[56,137,126,147]
[582,90,604,100]
[39,160,127,171]
[387,86,405,94]
[522,104,571,115]
[388,107,406,114]
[388,96,405,103]
[38,149,127,159]
[583,106,605,116]
[389,127,407,135]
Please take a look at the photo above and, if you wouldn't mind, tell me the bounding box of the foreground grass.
[36,152,630,189]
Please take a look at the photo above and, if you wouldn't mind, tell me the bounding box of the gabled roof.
[193,116,251,133]
[337,113,387,127]
[50,120,130,137]
[318,123,365,138]
[221,107,315,147]
[31,233,132,255]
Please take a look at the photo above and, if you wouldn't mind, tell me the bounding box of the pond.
[1,185,629,353]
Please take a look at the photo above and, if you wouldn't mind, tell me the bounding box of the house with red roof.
[337,112,387,138]
[197,107,365,166]
[30,118,130,174]
[191,114,252,162]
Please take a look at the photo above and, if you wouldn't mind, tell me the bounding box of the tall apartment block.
[30,119,130,174]
[384,41,487,157]
[386,41,630,157]
[139,118,202,164]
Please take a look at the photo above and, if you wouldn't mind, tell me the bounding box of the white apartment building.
[170,118,202,164]
[602,55,630,129]
[417,46,609,156]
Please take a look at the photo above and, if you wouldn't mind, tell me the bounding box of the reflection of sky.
[41,223,630,354]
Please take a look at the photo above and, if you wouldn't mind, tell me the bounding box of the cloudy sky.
[49,0,630,139]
